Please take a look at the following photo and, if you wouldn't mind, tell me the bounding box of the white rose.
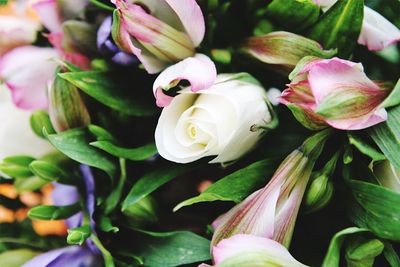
[0,88,53,162]
[155,74,273,164]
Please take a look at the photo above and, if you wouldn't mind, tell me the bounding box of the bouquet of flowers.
[0,0,399,266]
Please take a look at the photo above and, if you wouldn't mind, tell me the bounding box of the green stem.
[89,0,114,11]
[90,234,115,267]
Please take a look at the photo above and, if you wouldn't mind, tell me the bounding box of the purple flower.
[22,245,102,267]
[23,165,101,266]
[97,16,137,65]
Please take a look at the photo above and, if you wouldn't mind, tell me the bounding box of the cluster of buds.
[203,130,331,266]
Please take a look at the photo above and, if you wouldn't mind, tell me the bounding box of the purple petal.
[51,183,82,229]
[97,16,113,49]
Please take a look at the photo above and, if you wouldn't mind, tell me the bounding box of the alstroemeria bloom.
[313,1,400,51]
[111,0,205,73]
[153,54,217,107]
[0,0,41,56]
[155,73,273,164]
[201,234,308,267]
[0,46,58,110]
[211,130,329,248]
[280,57,389,130]
[0,88,53,161]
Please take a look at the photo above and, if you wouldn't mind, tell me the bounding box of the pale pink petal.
[165,0,205,46]
[32,0,63,33]
[307,58,379,104]
[0,46,59,110]
[153,54,217,107]
[326,107,387,130]
[358,6,400,51]
[213,234,308,267]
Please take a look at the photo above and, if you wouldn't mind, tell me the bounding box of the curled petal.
[213,235,309,267]
[165,0,205,46]
[32,0,63,33]
[325,107,387,130]
[153,54,217,107]
[358,6,400,51]
[0,46,59,110]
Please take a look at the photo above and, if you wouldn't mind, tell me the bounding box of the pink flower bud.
[111,0,205,74]
[280,57,389,130]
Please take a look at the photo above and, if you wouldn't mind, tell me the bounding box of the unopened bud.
[0,156,35,178]
[345,238,384,267]
[304,174,333,212]
[29,160,73,184]
[30,110,56,138]
[49,74,91,132]
[62,21,97,55]
[242,31,335,72]
[67,225,91,245]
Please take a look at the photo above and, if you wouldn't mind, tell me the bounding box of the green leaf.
[134,230,211,267]
[98,216,119,233]
[383,243,400,267]
[104,159,126,214]
[308,0,364,57]
[30,110,56,138]
[266,0,320,31]
[174,158,278,211]
[28,203,81,220]
[322,227,370,267]
[122,164,192,212]
[369,106,400,170]
[59,71,158,116]
[347,180,400,241]
[382,79,400,108]
[90,141,157,161]
[348,133,386,162]
[0,249,40,267]
[45,128,117,178]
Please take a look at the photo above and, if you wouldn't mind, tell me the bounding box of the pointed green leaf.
[90,141,157,161]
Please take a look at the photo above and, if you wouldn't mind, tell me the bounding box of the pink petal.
[326,107,387,130]
[165,0,205,46]
[0,46,59,110]
[32,0,63,33]
[307,58,379,104]
[358,6,400,51]
[212,234,308,267]
[153,54,217,107]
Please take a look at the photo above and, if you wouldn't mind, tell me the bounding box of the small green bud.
[123,196,157,224]
[211,49,232,65]
[30,110,56,138]
[14,177,49,192]
[345,238,384,267]
[49,74,91,132]
[67,225,91,245]
[29,160,70,183]
[28,203,81,220]
[0,156,35,178]
[304,174,333,212]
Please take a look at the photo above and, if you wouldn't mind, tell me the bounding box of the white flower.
[0,87,53,162]
[155,74,272,164]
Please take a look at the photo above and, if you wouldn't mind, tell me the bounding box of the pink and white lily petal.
[153,54,217,107]
[213,234,309,267]
[0,46,59,110]
[358,6,400,51]
[0,16,40,55]
[307,57,379,104]
[32,0,62,33]
[165,0,205,46]
[47,32,91,70]
[326,107,387,130]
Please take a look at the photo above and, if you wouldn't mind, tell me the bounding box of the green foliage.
[309,0,364,57]
[28,203,81,220]
[174,158,277,211]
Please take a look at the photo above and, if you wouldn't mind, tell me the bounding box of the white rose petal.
[155,74,272,164]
